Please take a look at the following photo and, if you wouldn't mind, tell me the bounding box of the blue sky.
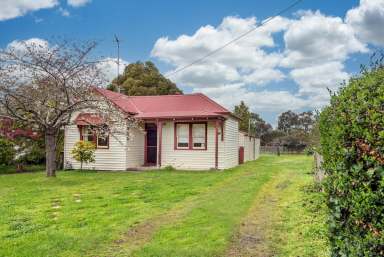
[0,0,382,126]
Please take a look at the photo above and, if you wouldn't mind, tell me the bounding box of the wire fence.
[260,145,307,155]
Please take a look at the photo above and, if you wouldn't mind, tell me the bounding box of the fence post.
[313,152,325,183]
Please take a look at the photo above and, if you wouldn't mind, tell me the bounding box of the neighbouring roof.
[94,88,232,119]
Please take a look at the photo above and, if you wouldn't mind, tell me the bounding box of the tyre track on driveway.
[226,170,297,257]
[99,168,266,257]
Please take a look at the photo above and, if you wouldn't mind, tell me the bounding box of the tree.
[0,39,119,177]
[233,101,272,141]
[261,130,285,146]
[71,140,95,170]
[233,101,250,131]
[250,112,273,138]
[107,61,182,96]
[278,110,315,134]
[297,111,315,133]
[0,136,15,165]
[277,110,299,133]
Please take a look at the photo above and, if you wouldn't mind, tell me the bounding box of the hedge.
[319,65,384,256]
[0,137,15,165]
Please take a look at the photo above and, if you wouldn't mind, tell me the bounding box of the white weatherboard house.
[64,88,260,170]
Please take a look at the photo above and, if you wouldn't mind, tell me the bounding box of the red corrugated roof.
[75,113,104,125]
[95,88,231,119]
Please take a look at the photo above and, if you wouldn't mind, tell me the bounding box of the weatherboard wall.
[126,126,145,168]
[63,124,128,171]
[159,121,220,170]
[222,117,239,169]
[159,117,238,170]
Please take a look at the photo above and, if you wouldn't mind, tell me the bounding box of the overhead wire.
[165,0,304,78]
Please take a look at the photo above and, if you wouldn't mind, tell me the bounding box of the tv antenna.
[113,34,122,93]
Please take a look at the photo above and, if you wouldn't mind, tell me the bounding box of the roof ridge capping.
[193,92,230,113]
[93,87,238,119]
[127,93,201,98]
[93,87,138,114]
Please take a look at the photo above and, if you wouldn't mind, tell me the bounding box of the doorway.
[145,123,157,165]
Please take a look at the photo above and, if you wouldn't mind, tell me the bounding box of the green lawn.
[0,164,44,175]
[0,155,328,257]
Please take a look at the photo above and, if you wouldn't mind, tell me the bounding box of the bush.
[163,165,175,171]
[319,65,384,256]
[0,137,15,165]
[16,138,45,164]
[71,141,96,170]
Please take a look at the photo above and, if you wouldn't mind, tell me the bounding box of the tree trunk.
[45,129,58,177]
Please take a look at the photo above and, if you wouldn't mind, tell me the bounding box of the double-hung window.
[82,126,96,143]
[81,125,109,149]
[96,129,109,148]
[175,122,207,150]
[176,123,189,149]
[192,124,206,149]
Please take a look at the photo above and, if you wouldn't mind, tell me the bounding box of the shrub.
[163,165,175,171]
[0,137,15,165]
[319,65,384,256]
[16,138,45,164]
[71,141,96,170]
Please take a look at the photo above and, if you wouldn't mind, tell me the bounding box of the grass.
[0,155,328,257]
[0,164,44,175]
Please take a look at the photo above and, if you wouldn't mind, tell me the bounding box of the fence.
[260,145,306,155]
[313,152,325,183]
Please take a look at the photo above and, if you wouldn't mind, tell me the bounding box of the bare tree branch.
[0,39,133,176]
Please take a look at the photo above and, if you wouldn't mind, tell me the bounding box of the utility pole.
[113,34,121,93]
[248,118,251,136]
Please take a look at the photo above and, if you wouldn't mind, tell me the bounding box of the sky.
[0,0,383,126]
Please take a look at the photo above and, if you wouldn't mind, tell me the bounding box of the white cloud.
[153,13,359,113]
[243,68,285,85]
[280,11,366,108]
[195,84,308,113]
[96,57,129,83]
[346,0,384,46]
[290,61,349,97]
[7,38,50,54]
[0,0,58,21]
[67,0,91,8]
[2,38,51,82]
[153,16,289,88]
[4,39,127,85]
[170,63,240,88]
[282,10,367,68]
[152,13,366,115]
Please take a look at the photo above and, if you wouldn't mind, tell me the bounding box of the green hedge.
[0,137,15,165]
[319,66,384,256]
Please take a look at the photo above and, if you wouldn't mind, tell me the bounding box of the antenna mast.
[113,34,121,93]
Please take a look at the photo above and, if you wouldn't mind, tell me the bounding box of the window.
[80,125,109,149]
[192,124,206,149]
[176,123,189,149]
[97,130,109,148]
[175,122,207,150]
[82,126,95,143]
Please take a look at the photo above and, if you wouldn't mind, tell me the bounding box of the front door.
[145,123,157,165]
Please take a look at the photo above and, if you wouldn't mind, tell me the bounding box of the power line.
[165,0,304,78]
